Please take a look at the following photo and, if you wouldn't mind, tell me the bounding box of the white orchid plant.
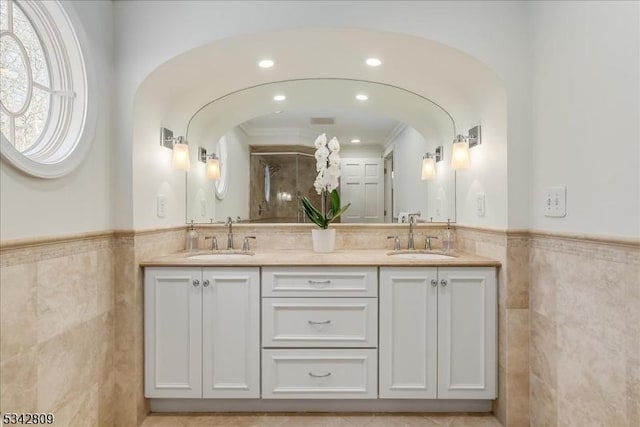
[300,133,351,229]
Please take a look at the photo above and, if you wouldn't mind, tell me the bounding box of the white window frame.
[0,0,97,179]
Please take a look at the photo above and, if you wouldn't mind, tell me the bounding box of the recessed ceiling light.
[258,59,275,68]
[274,110,283,114]
[365,58,382,67]
[355,94,369,101]
[273,95,286,101]
[351,139,361,144]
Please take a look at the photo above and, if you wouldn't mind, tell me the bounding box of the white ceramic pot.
[311,228,336,253]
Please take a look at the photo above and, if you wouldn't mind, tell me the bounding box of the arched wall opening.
[130,28,507,229]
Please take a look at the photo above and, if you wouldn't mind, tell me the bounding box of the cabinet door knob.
[203,280,210,287]
[440,279,448,287]
[193,279,200,287]
[430,279,438,287]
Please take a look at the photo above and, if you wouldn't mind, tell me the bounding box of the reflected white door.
[340,158,384,223]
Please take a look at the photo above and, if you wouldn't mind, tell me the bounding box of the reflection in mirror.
[250,145,319,223]
[186,79,456,224]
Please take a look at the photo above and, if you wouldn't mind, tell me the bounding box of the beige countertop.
[140,249,501,268]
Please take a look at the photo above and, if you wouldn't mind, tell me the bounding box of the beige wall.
[0,234,115,426]
[529,234,640,426]
[113,229,185,426]
[457,228,530,427]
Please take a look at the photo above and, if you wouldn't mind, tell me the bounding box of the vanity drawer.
[262,298,378,348]
[261,267,377,297]
[262,349,377,399]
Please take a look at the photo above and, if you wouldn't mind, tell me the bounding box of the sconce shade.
[421,156,436,180]
[451,141,470,170]
[206,157,221,180]
[172,142,191,171]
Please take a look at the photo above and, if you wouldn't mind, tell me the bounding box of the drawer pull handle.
[308,372,332,378]
[308,279,331,285]
[308,320,331,325]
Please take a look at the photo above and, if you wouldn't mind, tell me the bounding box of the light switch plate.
[544,186,566,217]
[476,193,485,217]
[199,199,206,218]
[157,194,167,218]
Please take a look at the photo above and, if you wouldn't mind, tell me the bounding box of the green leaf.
[327,203,351,224]
[300,191,349,229]
[300,197,328,228]
[329,190,341,217]
[324,189,350,225]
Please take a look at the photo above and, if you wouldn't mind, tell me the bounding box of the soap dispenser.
[186,220,199,253]
[443,219,455,254]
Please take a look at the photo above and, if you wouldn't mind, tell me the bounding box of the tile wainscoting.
[456,227,530,427]
[2,224,637,426]
[528,232,639,426]
[0,233,115,426]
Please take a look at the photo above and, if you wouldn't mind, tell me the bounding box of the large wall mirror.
[186,79,456,224]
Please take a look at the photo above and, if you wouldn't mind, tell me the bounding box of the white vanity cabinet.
[379,267,497,400]
[261,267,378,399]
[144,267,260,398]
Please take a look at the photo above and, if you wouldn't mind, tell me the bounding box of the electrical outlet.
[200,199,206,218]
[157,194,167,218]
[544,186,566,217]
[476,193,485,217]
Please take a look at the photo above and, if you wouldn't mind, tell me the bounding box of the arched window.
[0,0,94,178]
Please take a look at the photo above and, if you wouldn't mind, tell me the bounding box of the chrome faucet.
[204,236,218,251]
[225,217,234,250]
[242,236,256,251]
[387,235,401,251]
[425,235,439,250]
[408,216,416,250]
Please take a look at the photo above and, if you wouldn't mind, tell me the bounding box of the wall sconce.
[451,125,481,171]
[421,146,443,180]
[161,127,191,171]
[199,147,221,181]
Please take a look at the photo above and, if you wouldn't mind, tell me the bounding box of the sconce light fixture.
[161,127,191,171]
[421,146,443,180]
[451,125,481,171]
[171,137,191,171]
[199,147,221,181]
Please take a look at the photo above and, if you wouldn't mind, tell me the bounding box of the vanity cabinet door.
[202,267,260,398]
[144,267,202,398]
[379,267,438,398]
[437,267,497,399]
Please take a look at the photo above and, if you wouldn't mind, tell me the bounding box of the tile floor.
[141,413,503,427]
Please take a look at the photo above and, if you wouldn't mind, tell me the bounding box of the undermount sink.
[188,252,254,260]
[387,251,456,260]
